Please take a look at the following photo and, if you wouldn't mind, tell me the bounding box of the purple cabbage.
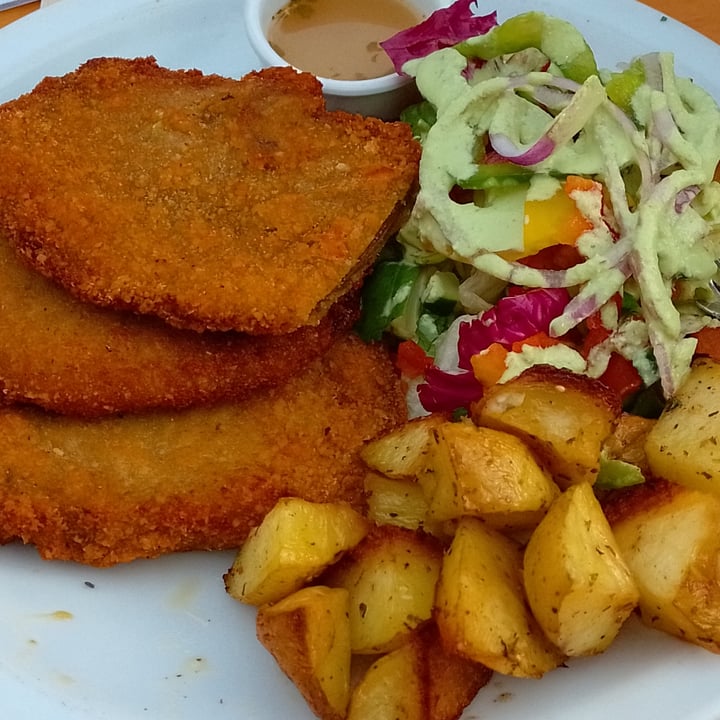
[380,0,498,75]
[456,288,570,370]
[417,367,484,413]
[416,288,571,412]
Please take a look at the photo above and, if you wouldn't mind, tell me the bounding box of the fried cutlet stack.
[0,58,420,566]
[0,57,419,334]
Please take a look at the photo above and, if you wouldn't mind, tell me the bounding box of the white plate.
[0,1,719,718]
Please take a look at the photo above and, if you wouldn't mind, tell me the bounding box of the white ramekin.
[243,0,445,120]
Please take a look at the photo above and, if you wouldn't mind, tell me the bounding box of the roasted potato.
[607,478,720,653]
[347,625,492,720]
[434,516,564,678]
[427,420,559,528]
[360,414,446,479]
[645,358,720,496]
[364,471,430,531]
[323,525,443,654]
[523,482,639,656]
[472,366,620,487]
[225,498,369,605]
[348,638,424,720]
[256,586,352,720]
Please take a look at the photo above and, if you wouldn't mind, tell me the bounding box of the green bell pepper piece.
[595,456,645,490]
[605,58,646,117]
[459,162,533,190]
[457,12,599,84]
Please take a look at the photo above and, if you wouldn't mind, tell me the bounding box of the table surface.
[0,0,719,41]
[643,0,720,41]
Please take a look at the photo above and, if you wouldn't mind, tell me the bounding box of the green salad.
[358,2,720,418]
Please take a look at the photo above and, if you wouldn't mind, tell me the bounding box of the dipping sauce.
[268,0,423,81]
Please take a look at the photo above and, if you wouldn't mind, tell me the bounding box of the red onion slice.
[675,185,700,213]
[488,74,606,167]
[488,132,555,165]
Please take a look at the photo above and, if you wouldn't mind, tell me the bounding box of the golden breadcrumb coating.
[0,334,406,566]
[0,233,358,417]
[0,57,420,333]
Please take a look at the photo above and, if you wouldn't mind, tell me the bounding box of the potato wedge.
[323,525,443,654]
[427,420,559,528]
[607,478,720,653]
[347,625,492,720]
[360,414,446,479]
[434,517,564,678]
[347,638,423,720]
[472,366,620,487]
[364,471,430,531]
[225,497,369,605]
[523,483,639,656]
[645,358,720,496]
[256,586,351,720]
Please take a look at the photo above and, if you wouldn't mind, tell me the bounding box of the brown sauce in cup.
[268,0,422,81]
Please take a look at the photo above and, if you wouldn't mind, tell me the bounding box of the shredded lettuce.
[368,3,720,415]
[356,261,421,342]
[399,100,437,143]
[357,258,461,353]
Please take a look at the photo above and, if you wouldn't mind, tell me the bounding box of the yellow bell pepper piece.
[499,176,598,262]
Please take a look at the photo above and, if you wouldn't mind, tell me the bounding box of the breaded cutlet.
[0,333,406,567]
[0,233,358,417]
[0,57,420,334]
